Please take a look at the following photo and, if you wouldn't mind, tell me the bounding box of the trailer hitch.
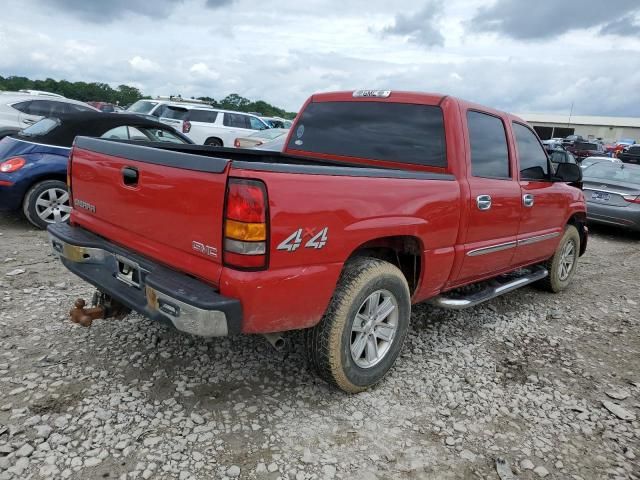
[69,292,131,327]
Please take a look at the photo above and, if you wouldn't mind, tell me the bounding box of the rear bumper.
[47,222,242,337]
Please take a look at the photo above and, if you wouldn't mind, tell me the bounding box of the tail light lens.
[182,120,191,133]
[223,178,268,269]
[623,194,640,204]
[0,156,26,173]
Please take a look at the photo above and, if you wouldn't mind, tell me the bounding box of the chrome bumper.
[48,223,241,337]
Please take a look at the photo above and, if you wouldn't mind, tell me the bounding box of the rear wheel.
[305,257,411,393]
[23,180,71,229]
[204,138,223,147]
[536,225,580,292]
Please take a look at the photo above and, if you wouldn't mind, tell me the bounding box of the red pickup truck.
[49,90,587,393]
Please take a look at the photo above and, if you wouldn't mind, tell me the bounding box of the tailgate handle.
[122,167,139,186]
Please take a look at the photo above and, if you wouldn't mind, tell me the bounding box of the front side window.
[65,103,95,113]
[249,116,266,130]
[467,111,510,179]
[224,113,250,129]
[287,101,446,167]
[513,123,549,180]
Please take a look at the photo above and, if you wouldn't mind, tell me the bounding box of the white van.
[156,104,270,146]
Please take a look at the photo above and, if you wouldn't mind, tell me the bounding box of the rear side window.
[513,123,549,180]
[287,101,446,167]
[188,110,218,123]
[467,111,510,178]
[162,107,188,120]
[65,103,95,113]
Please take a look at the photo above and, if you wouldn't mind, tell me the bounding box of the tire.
[536,225,580,293]
[305,257,411,393]
[204,138,223,147]
[22,180,71,229]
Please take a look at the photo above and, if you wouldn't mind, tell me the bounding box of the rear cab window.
[287,101,446,167]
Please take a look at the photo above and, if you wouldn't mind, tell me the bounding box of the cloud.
[205,0,234,8]
[128,56,160,73]
[469,0,640,39]
[189,62,220,80]
[600,14,640,36]
[43,0,181,22]
[381,1,445,47]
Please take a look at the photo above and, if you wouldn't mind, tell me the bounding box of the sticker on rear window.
[296,125,304,138]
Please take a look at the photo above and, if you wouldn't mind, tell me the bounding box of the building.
[516,113,640,142]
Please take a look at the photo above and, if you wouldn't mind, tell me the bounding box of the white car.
[125,96,212,117]
[156,104,271,146]
[0,92,98,138]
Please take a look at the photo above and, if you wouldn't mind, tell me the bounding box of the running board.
[430,266,548,310]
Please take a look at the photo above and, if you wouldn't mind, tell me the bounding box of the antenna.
[568,101,574,126]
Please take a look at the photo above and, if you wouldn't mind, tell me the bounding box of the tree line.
[0,76,297,119]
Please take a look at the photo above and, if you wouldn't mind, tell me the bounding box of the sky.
[1,0,639,116]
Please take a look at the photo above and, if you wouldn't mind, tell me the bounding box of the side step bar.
[430,266,548,310]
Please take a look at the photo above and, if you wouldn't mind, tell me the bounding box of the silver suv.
[0,92,98,139]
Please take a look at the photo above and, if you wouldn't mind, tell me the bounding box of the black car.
[562,134,585,146]
[618,145,640,165]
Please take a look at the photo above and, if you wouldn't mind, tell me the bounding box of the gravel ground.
[0,212,639,480]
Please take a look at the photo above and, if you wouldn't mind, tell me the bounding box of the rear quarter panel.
[222,167,462,333]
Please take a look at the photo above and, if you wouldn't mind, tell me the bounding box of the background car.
[88,101,121,113]
[125,96,211,117]
[605,138,636,157]
[260,116,288,129]
[580,156,622,169]
[234,128,289,149]
[582,162,640,231]
[542,139,564,151]
[566,141,606,161]
[0,91,98,139]
[617,144,640,165]
[0,112,192,228]
[562,134,585,146]
[156,104,270,146]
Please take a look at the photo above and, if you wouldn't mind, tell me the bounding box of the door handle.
[476,195,492,211]
[122,166,139,186]
[523,194,534,207]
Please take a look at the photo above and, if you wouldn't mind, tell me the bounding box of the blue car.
[0,112,193,228]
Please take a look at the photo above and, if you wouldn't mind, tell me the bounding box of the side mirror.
[553,162,582,188]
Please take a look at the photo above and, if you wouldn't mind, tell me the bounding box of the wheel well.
[205,137,223,146]
[22,174,67,202]
[567,212,587,256]
[347,236,422,294]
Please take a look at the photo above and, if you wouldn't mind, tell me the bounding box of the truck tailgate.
[69,138,230,286]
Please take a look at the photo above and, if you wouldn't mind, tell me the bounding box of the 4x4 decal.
[277,227,328,252]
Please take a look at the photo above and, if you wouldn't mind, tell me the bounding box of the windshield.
[249,129,288,140]
[127,100,158,114]
[19,117,61,137]
[584,164,640,184]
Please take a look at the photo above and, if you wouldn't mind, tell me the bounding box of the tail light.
[0,156,26,173]
[223,178,268,269]
[623,194,640,204]
[182,120,191,133]
[234,138,240,148]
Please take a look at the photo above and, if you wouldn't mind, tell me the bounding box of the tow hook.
[69,298,105,327]
[69,292,131,327]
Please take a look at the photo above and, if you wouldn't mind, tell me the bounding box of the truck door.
[511,122,567,266]
[455,110,522,284]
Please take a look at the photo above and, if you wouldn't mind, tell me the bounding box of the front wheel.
[23,180,71,229]
[536,225,580,293]
[305,257,411,393]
